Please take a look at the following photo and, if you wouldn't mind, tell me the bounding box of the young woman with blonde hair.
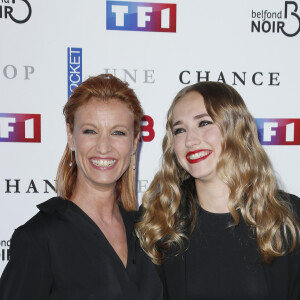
[136,82,300,300]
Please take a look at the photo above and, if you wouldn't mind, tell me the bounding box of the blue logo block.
[68,47,82,98]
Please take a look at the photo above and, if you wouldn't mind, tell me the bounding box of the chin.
[190,170,214,180]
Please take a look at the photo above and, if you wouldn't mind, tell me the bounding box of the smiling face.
[67,98,138,191]
[172,91,223,183]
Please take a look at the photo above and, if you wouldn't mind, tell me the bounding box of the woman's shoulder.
[289,193,300,212]
[279,192,300,218]
[14,197,70,241]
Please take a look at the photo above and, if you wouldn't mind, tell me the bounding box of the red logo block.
[0,113,41,143]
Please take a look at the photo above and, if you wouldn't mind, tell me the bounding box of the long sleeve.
[288,248,300,299]
[288,194,300,299]
[0,225,53,300]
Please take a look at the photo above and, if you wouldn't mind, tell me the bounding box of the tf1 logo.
[0,113,41,143]
[255,118,300,145]
[106,1,176,32]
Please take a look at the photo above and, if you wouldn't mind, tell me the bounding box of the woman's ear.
[66,124,74,150]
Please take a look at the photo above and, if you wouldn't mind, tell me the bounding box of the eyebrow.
[172,113,210,128]
[80,123,130,130]
[80,123,96,128]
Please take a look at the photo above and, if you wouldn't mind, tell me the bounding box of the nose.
[185,128,201,149]
[96,134,112,154]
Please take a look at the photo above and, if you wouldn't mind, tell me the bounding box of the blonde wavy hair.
[56,74,143,211]
[136,81,300,264]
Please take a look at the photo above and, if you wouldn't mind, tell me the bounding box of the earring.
[132,152,136,170]
[69,147,73,167]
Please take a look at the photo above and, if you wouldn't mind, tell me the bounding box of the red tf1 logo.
[256,118,300,145]
[0,113,41,143]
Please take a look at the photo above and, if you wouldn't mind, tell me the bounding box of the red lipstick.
[186,149,212,164]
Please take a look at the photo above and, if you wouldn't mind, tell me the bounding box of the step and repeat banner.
[0,0,300,274]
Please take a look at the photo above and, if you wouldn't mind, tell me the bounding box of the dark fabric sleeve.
[155,264,169,300]
[288,194,300,299]
[288,247,300,299]
[0,225,53,300]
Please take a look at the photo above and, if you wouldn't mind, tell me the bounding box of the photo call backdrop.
[1,0,300,275]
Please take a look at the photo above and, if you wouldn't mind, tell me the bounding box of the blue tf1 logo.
[106,1,176,32]
[68,48,82,98]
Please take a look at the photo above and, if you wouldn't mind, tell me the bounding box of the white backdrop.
[1,0,300,274]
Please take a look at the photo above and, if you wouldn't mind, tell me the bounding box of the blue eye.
[113,130,125,136]
[83,129,96,134]
[199,120,213,127]
[173,128,185,136]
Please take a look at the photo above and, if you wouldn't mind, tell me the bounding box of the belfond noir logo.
[0,240,10,262]
[251,1,300,37]
[0,0,32,24]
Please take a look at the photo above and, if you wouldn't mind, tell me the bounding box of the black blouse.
[186,207,269,299]
[0,197,163,300]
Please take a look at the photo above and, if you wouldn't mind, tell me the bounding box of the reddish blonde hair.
[56,74,143,210]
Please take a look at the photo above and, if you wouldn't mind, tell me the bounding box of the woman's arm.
[0,225,53,300]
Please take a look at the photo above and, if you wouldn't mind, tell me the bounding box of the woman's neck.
[70,179,118,224]
[195,177,230,213]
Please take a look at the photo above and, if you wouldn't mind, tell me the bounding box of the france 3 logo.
[256,118,300,145]
[106,0,176,32]
[0,113,41,143]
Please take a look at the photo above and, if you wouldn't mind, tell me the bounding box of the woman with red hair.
[0,74,163,299]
